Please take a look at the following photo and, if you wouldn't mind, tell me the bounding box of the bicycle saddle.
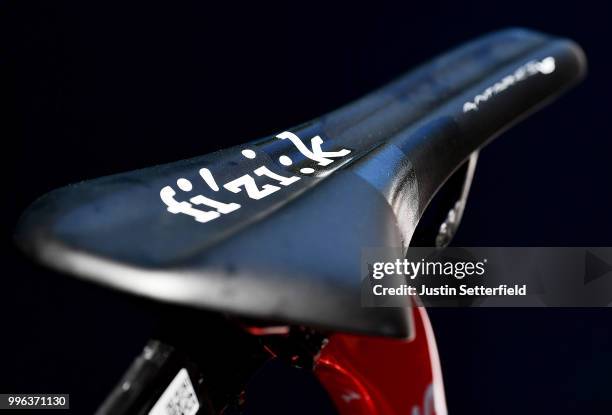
[16,28,586,339]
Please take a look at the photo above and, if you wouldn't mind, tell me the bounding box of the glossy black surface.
[16,29,585,338]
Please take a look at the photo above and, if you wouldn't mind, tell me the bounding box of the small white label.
[148,368,199,415]
[462,56,556,113]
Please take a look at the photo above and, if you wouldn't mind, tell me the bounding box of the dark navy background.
[2,1,612,413]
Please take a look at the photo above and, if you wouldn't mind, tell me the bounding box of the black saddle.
[16,28,586,338]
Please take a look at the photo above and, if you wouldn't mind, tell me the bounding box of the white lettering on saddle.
[159,131,351,223]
